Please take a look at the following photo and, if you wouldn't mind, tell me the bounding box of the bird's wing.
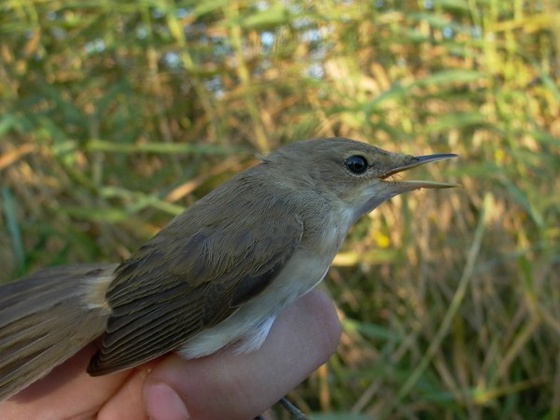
[88,195,303,375]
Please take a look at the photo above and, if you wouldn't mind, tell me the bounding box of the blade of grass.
[1,187,25,274]
[381,192,491,416]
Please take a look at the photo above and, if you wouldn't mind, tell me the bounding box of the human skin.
[0,290,341,420]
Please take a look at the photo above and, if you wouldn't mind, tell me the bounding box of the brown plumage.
[0,137,457,400]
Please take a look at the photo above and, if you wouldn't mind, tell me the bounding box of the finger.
[143,290,341,420]
[97,368,151,420]
[0,345,131,419]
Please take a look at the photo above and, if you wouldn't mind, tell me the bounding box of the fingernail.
[145,383,190,420]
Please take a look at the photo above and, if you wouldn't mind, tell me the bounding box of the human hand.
[0,290,340,420]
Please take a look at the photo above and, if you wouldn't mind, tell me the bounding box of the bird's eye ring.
[345,155,368,174]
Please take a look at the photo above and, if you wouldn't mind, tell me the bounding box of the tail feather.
[0,264,115,400]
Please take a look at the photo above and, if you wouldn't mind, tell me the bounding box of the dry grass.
[1,0,559,418]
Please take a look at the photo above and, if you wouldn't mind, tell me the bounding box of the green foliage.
[1,0,559,418]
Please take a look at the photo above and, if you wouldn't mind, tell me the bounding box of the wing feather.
[88,184,303,375]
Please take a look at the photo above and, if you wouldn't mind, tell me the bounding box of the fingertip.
[144,382,190,420]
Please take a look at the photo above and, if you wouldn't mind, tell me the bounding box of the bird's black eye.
[345,155,368,174]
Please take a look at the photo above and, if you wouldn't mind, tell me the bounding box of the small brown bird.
[0,137,458,404]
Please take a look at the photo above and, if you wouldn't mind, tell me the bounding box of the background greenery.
[1,0,559,418]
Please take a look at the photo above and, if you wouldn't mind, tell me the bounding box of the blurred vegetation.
[1,0,559,418]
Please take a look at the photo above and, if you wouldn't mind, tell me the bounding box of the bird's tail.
[0,264,116,400]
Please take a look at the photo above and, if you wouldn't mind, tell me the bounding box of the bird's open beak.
[380,153,459,189]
